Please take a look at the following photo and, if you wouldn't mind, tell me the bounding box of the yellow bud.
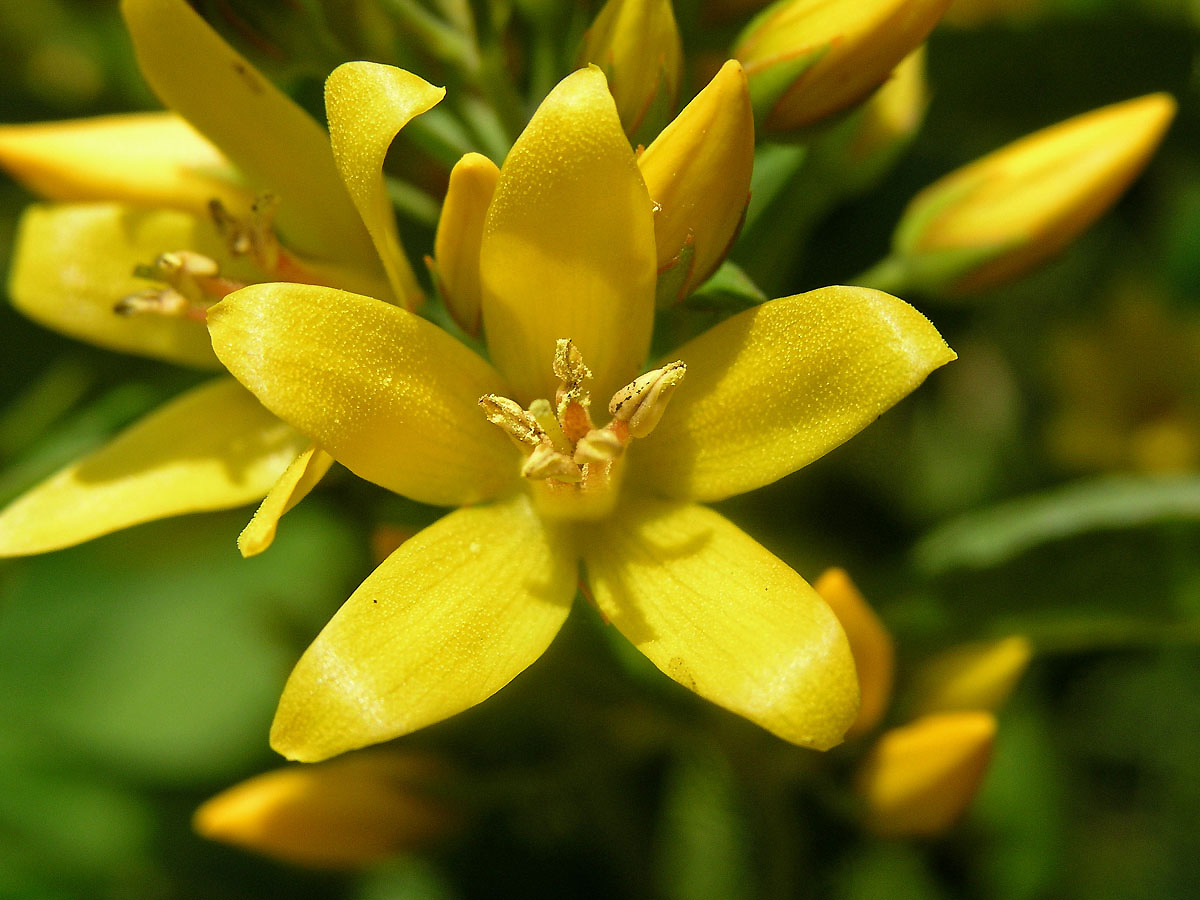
[193,752,457,868]
[909,635,1033,716]
[733,0,951,133]
[857,711,996,837]
[0,112,250,217]
[581,0,684,139]
[639,60,754,305]
[814,568,894,737]
[893,93,1176,296]
[843,46,928,190]
[432,152,499,335]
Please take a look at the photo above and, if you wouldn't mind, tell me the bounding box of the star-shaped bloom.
[0,0,438,556]
[209,63,956,762]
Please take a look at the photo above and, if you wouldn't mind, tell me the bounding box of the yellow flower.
[0,0,435,556]
[733,0,950,133]
[194,752,457,869]
[889,93,1176,296]
[208,64,956,762]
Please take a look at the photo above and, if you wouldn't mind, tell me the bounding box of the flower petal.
[584,499,859,750]
[325,62,445,309]
[633,285,956,501]
[271,494,576,761]
[8,202,242,368]
[433,152,500,335]
[237,445,335,558]
[0,378,305,556]
[480,66,656,405]
[0,112,250,216]
[121,0,378,272]
[207,283,518,506]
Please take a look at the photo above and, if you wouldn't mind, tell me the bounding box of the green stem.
[853,254,911,294]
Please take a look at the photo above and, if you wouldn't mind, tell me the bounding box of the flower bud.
[814,568,894,737]
[840,46,928,196]
[581,0,684,139]
[639,60,754,305]
[193,752,457,868]
[909,635,1032,716]
[432,152,500,335]
[0,112,249,216]
[733,0,951,133]
[891,93,1176,296]
[856,711,996,837]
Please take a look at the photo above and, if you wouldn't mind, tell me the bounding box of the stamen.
[114,288,206,322]
[552,338,594,441]
[478,394,545,447]
[522,444,582,482]
[609,360,686,438]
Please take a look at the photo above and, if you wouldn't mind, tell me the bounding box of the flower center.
[480,339,685,521]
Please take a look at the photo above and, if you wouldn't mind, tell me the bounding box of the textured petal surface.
[208,283,518,506]
[325,63,445,308]
[480,66,656,405]
[7,202,244,368]
[634,286,956,501]
[0,112,249,216]
[0,378,305,556]
[271,495,576,761]
[238,445,335,557]
[584,499,859,750]
[121,0,377,271]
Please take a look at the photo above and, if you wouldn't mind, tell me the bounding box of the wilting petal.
[814,567,894,737]
[0,378,305,556]
[271,494,576,761]
[0,112,249,216]
[325,63,446,309]
[480,66,656,405]
[633,285,956,502]
[121,0,378,272]
[8,203,244,368]
[432,152,500,335]
[584,499,858,750]
[237,445,335,558]
[208,283,518,506]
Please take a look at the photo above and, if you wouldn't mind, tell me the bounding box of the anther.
[114,287,205,321]
[479,394,545,447]
[522,444,583,483]
[609,360,686,438]
[573,428,624,465]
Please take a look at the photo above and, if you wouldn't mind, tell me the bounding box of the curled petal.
[633,285,956,502]
[325,63,446,308]
[271,494,576,761]
[208,283,518,507]
[238,445,335,558]
[480,66,656,405]
[585,499,859,750]
[0,379,305,556]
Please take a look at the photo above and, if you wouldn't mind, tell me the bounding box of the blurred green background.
[2,0,1200,897]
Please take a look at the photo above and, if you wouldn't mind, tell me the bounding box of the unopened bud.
[639,60,754,305]
[892,93,1175,296]
[733,0,950,133]
[856,711,996,837]
[581,0,684,140]
[909,635,1032,716]
[609,360,685,438]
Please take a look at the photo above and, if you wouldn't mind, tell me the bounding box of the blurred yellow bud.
[857,711,996,837]
[193,752,457,868]
[892,93,1176,296]
[814,568,894,737]
[733,0,951,133]
[581,0,684,139]
[638,60,754,304]
[431,152,499,335]
[0,112,249,217]
[841,47,928,194]
[909,635,1032,716]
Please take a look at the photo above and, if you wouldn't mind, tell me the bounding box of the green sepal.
[745,44,829,130]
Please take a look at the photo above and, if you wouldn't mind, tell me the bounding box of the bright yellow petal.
[7,202,247,368]
[271,494,576,761]
[207,283,518,506]
[121,0,378,272]
[480,66,656,406]
[814,568,894,737]
[237,445,335,558]
[584,499,859,750]
[0,378,305,556]
[633,285,956,501]
[0,112,250,216]
[433,152,500,335]
[325,63,445,309]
